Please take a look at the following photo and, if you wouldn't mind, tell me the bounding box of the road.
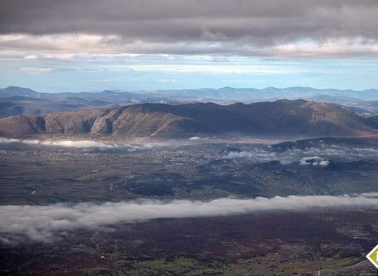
[314,260,370,276]
[90,231,107,257]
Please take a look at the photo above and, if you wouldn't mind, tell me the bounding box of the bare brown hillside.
[0,100,375,139]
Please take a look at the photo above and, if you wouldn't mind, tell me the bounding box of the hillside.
[362,113,378,129]
[0,100,375,139]
[0,96,114,118]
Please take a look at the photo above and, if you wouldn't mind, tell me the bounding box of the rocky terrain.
[0,100,375,139]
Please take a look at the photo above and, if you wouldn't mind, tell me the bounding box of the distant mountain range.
[0,100,375,139]
[1,86,378,119]
[2,85,378,101]
[0,95,113,118]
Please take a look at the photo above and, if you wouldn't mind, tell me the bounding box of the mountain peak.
[219,86,234,90]
[0,100,374,139]
[0,86,39,98]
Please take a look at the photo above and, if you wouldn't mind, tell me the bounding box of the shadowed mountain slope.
[0,100,375,139]
[0,96,113,118]
[363,113,378,129]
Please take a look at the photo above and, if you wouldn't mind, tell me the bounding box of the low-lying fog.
[0,138,153,151]
[1,194,378,243]
[1,137,378,165]
[2,137,378,244]
[224,144,378,165]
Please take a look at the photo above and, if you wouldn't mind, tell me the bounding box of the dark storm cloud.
[1,0,378,47]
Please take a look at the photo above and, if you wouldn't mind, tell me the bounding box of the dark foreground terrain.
[1,210,377,275]
[1,137,378,275]
[1,137,378,205]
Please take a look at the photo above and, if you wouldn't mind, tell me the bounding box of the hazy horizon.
[2,85,378,94]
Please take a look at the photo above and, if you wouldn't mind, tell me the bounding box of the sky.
[1,0,378,92]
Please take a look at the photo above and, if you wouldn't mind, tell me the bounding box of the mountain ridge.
[0,100,375,139]
[2,86,378,119]
[2,86,378,101]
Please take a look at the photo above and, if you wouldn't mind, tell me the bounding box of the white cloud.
[92,77,126,83]
[40,140,117,148]
[1,194,378,242]
[1,34,378,58]
[23,55,38,60]
[0,138,152,150]
[126,64,306,75]
[0,34,121,54]
[188,136,209,141]
[18,66,53,74]
[319,160,330,166]
[0,138,20,143]
[225,144,378,165]
[299,156,329,166]
[273,39,378,57]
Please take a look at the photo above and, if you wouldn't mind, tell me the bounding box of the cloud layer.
[0,138,151,150]
[1,0,378,42]
[1,0,378,56]
[225,143,378,164]
[1,194,378,242]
